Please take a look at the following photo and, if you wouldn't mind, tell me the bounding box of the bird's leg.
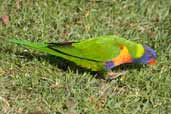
[106,70,127,80]
[94,70,127,80]
[104,61,127,80]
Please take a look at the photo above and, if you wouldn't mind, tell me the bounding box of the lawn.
[0,0,171,114]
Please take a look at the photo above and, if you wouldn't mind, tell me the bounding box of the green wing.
[49,35,121,62]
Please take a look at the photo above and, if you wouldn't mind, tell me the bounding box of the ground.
[0,0,171,114]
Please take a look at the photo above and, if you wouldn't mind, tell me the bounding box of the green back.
[51,35,144,61]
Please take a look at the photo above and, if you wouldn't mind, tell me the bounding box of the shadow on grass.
[13,51,144,79]
[15,51,96,73]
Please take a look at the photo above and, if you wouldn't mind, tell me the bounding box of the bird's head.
[133,45,157,65]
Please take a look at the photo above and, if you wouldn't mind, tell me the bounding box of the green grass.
[0,0,171,114]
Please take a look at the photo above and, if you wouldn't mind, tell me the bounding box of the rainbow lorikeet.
[8,35,156,79]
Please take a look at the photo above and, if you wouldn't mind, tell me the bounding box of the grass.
[0,0,171,114]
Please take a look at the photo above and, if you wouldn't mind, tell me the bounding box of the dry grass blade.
[0,96,10,113]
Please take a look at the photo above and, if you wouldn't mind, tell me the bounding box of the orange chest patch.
[112,46,133,66]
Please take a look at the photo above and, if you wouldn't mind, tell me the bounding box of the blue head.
[133,45,157,64]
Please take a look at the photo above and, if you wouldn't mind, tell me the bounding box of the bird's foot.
[106,71,127,80]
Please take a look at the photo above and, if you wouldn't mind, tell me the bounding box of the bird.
[8,35,157,79]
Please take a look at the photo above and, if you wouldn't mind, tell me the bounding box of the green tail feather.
[7,38,70,58]
[8,38,47,51]
[7,38,105,72]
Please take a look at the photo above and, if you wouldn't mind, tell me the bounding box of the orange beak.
[148,58,156,65]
